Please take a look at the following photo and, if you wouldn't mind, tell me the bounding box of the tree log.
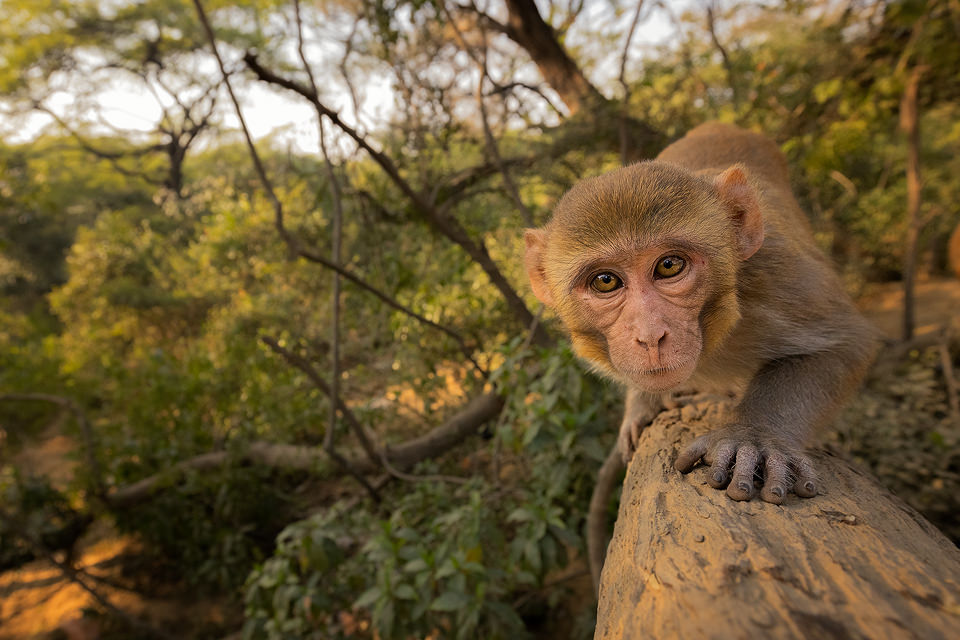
[596,401,960,640]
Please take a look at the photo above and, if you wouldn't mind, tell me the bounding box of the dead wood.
[595,401,960,640]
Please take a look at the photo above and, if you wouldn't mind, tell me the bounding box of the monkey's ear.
[714,166,764,260]
[524,228,555,307]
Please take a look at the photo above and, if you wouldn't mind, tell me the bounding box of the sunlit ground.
[858,278,960,338]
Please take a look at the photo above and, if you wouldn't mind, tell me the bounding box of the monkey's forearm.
[736,346,872,445]
[617,389,664,463]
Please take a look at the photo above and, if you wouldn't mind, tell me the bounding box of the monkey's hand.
[674,426,818,504]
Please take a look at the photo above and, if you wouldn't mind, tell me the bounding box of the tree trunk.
[900,66,925,341]
[502,0,606,115]
[595,401,960,640]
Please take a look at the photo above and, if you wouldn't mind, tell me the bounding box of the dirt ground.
[1,278,957,640]
[858,277,960,338]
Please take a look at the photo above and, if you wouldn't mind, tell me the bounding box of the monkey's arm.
[675,339,874,503]
[617,389,664,464]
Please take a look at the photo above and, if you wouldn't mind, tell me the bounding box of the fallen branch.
[105,392,503,508]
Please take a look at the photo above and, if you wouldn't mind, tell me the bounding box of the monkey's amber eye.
[654,256,685,278]
[591,272,622,293]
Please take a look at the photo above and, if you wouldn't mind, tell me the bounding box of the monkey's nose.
[635,328,668,349]
[636,329,668,364]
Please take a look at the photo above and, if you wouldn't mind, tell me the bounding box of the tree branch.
[104,392,505,507]
[242,51,540,333]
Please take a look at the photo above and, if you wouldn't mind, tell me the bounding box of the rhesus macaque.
[524,122,877,503]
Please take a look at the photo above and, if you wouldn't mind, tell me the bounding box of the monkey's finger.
[792,455,818,498]
[727,444,759,501]
[706,440,736,489]
[760,452,790,504]
[674,436,709,473]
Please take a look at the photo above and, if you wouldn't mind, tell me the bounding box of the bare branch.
[260,335,380,501]
[441,0,537,226]
[294,0,346,455]
[242,50,539,336]
[705,1,740,108]
[260,336,379,467]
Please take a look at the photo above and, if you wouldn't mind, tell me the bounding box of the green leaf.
[354,586,381,610]
[394,584,417,600]
[430,590,470,611]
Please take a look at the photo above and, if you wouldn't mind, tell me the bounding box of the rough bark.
[596,401,960,640]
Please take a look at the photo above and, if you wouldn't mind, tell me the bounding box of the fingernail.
[804,482,815,493]
[738,481,751,493]
[713,472,725,484]
[771,486,783,498]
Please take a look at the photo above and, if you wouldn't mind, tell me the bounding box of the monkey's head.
[524,161,764,391]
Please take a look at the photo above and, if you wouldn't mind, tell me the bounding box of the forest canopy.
[1,1,958,638]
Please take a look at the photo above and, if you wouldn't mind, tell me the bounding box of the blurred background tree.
[0,0,958,638]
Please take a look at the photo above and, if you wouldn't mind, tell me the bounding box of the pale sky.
[1,1,687,155]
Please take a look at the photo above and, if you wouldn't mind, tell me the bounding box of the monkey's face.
[524,161,762,389]
[564,243,712,391]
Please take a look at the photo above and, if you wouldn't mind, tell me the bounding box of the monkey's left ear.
[714,166,764,260]
[524,228,555,307]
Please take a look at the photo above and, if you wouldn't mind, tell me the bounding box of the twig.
[441,0,536,226]
[260,337,380,469]
[241,50,539,333]
[260,337,381,502]
[705,1,740,109]
[618,0,646,165]
[376,446,470,485]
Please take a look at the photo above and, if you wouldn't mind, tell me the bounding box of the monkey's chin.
[623,364,695,393]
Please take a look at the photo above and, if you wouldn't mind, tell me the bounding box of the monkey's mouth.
[640,366,681,376]
[625,362,695,391]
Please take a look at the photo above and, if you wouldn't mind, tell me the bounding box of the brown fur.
[525,122,878,503]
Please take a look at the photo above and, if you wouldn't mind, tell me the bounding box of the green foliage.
[112,465,294,590]
[243,345,617,639]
